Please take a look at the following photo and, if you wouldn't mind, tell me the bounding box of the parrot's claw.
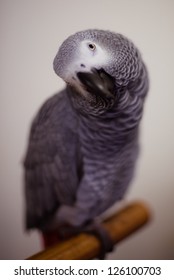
[84,221,114,259]
[57,221,114,259]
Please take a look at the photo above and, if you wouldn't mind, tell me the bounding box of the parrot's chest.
[78,118,124,160]
[76,115,139,176]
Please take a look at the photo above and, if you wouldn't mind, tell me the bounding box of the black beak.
[77,68,115,100]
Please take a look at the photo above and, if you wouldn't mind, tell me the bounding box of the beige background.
[0,0,174,259]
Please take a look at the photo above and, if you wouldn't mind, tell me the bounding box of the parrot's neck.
[67,85,143,125]
[67,86,143,152]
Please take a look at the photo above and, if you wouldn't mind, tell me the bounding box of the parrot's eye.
[88,43,96,51]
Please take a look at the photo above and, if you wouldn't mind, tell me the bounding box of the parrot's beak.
[77,68,115,100]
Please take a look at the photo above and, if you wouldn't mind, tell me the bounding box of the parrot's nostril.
[80,64,86,68]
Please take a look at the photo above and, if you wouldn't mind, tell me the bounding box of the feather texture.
[24,30,149,230]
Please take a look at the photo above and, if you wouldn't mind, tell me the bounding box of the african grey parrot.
[24,29,149,256]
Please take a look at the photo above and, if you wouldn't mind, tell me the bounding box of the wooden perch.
[28,201,151,260]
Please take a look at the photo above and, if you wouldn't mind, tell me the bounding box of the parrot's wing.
[24,91,79,229]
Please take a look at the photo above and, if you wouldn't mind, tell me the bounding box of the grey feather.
[24,29,149,231]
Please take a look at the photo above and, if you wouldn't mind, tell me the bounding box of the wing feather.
[24,91,79,229]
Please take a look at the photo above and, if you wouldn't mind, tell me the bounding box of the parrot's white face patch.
[77,40,109,70]
[64,40,110,94]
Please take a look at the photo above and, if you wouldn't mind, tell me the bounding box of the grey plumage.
[24,29,149,232]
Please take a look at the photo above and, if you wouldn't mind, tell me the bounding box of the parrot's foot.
[57,221,114,259]
[57,224,83,239]
[84,221,114,259]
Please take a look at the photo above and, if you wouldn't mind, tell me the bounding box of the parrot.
[24,29,149,258]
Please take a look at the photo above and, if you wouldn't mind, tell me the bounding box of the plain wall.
[0,0,174,259]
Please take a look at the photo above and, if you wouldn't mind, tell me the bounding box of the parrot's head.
[53,29,142,115]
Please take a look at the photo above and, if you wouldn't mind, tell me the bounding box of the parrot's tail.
[42,231,61,248]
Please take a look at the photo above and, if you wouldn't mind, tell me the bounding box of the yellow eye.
[88,43,96,51]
